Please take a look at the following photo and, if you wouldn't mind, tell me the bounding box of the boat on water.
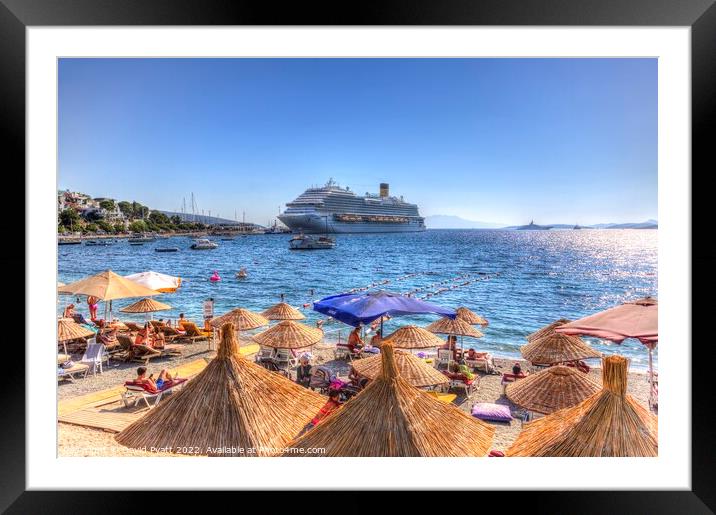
[190,238,219,250]
[58,239,82,245]
[220,236,236,241]
[278,178,426,234]
[516,220,553,231]
[84,239,114,246]
[155,247,180,252]
[129,242,145,246]
[127,232,156,243]
[289,233,336,250]
[573,224,583,230]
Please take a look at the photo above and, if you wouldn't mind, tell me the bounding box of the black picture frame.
[3,0,713,512]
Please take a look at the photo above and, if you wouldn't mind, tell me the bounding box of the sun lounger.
[58,363,90,381]
[180,321,210,342]
[465,352,496,373]
[131,344,162,364]
[124,321,143,333]
[443,371,478,398]
[500,372,527,393]
[159,325,187,342]
[156,343,183,357]
[273,348,299,370]
[255,345,276,363]
[121,378,188,409]
[334,343,351,360]
[425,391,457,404]
[435,349,453,370]
[80,342,110,375]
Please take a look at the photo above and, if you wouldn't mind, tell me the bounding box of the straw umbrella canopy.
[210,308,269,330]
[124,271,182,293]
[505,365,601,414]
[382,325,446,349]
[456,307,489,326]
[351,349,449,388]
[252,320,323,349]
[282,343,494,457]
[425,317,484,338]
[527,318,571,342]
[507,355,657,457]
[120,297,172,314]
[520,332,601,365]
[115,322,326,456]
[261,302,305,321]
[57,318,95,354]
[58,270,161,321]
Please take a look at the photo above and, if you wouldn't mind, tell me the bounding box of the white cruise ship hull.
[279,213,425,234]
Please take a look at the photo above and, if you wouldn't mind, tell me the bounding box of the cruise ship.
[278,179,426,234]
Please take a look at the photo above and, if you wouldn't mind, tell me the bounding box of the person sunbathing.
[96,320,119,350]
[299,389,343,435]
[63,304,75,319]
[296,354,313,388]
[133,366,175,391]
[135,322,166,349]
[347,326,364,356]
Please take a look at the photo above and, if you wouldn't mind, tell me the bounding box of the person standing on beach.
[87,296,99,321]
[347,326,364,356]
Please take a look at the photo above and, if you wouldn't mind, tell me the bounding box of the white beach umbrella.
[124,271,182,293]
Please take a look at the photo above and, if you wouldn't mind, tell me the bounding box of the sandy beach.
[58,341,651,457]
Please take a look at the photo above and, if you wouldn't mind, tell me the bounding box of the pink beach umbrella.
[555,296,658,406]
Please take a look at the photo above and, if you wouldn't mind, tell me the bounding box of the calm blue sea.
[58,229,658,369]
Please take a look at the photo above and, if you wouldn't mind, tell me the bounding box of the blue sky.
[58,58,657,226]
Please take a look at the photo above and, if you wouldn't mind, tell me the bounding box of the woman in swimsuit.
[87,296,99,321]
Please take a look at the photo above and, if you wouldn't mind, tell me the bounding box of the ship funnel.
[379,183,389,198]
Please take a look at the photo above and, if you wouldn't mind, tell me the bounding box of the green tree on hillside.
[118,201,133,218]
[59,208,80,229]
[128,220,147,233]
[99,199,116,211]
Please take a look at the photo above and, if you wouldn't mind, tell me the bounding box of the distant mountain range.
[426,215,657,230]
[425,215,506,229]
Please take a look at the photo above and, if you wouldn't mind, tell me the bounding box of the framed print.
[3,0,714,512]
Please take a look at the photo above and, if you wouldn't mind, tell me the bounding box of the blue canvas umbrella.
[313,290,456,328]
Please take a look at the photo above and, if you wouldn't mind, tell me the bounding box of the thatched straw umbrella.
[57,317,95,355]
[115,322,326,456]
[119,297,172,321]
[382,325,445,349]
[505,365,601,414]
[456,307,488,326]
[507,355,657,457]
[261,302,305,321]
[350,349,449,388]
[425,317,484,338]
[209,308,269,348]
[252,320,323,349]
[282,343,495,456]
[527,319,571,342]
[520,332,601,365]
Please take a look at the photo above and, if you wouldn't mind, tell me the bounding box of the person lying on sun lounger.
[135,322,167,349]
[134,366,175,390]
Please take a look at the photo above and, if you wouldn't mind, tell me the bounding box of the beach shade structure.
[555,297,658,402]
[252,320,323,349]
[115,322,326,456]
[57,317,95,355]
[520,332,601,366]
[527,318,572,342]
[382,325,446,349]
[210,308,270,350]
[350,348,449,388]
[261,302,305,321]
[313,290,455,329]
[505,365,601,415]
[124,271,182,293]
[507,355,657,457]
[425,316,484,338]
[282,343,494,456]
[119,297,172,321]
[58,270,161,321]
[456,307,489,326]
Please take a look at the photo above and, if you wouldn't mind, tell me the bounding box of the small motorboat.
[155,247,179,253]
[84,239,114,246]
[190,238,219,250]
[236,268,248,279]
[129,242,145,246]
[288,233,336,250]
[128,233,156,243]
[210,270,221,282]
